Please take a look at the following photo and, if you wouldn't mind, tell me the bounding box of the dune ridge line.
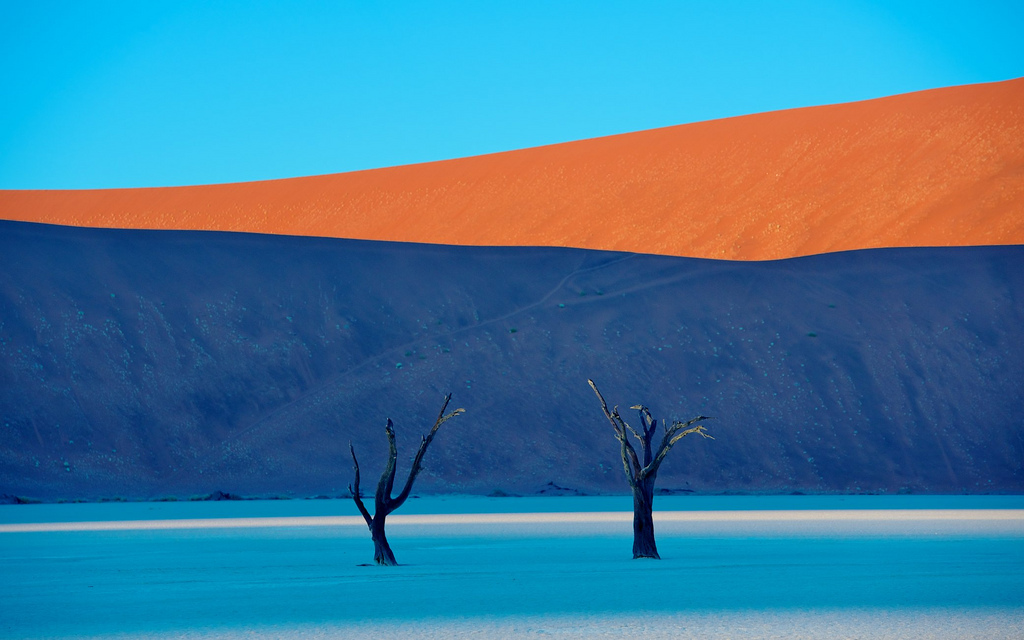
[2,78,1022,260]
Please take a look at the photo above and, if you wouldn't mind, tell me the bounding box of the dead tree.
[349,393,465,566]
[588,379,712,559]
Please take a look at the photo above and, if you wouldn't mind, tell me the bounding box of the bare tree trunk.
[632,477,660,559]
[370,513,397,566]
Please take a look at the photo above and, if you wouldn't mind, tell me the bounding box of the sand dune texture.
[3,79,1023,259]
[3,221,1021,500]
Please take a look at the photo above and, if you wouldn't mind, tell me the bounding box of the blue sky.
[1,1,1022,190]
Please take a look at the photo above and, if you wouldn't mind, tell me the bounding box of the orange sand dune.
[2,78,1023,260]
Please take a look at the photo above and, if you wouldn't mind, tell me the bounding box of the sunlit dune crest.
[2,78,1023,259]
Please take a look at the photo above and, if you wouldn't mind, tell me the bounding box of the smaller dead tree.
[588,379,712,559]
[349,394,464,566]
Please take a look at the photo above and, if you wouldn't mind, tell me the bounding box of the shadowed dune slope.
[2,221,1021,500]
[2,79,1023,260]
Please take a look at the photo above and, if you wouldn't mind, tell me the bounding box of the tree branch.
[589,380,621,434]
[348,442,373,527]
[624,422,645,447]
[666,415,714,438]
[390,394,465,511]
[610,409,643,478]
[642,416,714,480]
[630,405,657,466]
[589,380,642,487]
[631,405,657,439]
[376,419,399,515]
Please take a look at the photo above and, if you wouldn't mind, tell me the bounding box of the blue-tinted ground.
[1,497,1021,638]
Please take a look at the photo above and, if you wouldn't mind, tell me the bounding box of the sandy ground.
[2,497,1022,639]
[2,78,1022,259]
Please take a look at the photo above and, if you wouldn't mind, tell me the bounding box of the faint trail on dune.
[162,253,637,480]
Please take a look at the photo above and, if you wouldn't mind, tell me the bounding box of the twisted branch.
[349,394,465,520]
[348,443,372,527]
[376,419,399,514]
[391,393,465,510]
[644,416,714,480]
[589,380,642,488]
[590,380,713,484]
[630,404,657,465]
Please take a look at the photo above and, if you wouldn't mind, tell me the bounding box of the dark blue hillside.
[1,221,1021,501]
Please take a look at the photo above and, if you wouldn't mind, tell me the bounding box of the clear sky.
[2,1,1022,190]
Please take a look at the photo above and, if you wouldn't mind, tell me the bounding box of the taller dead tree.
[588,379,712,559]
[349,393,465,566]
